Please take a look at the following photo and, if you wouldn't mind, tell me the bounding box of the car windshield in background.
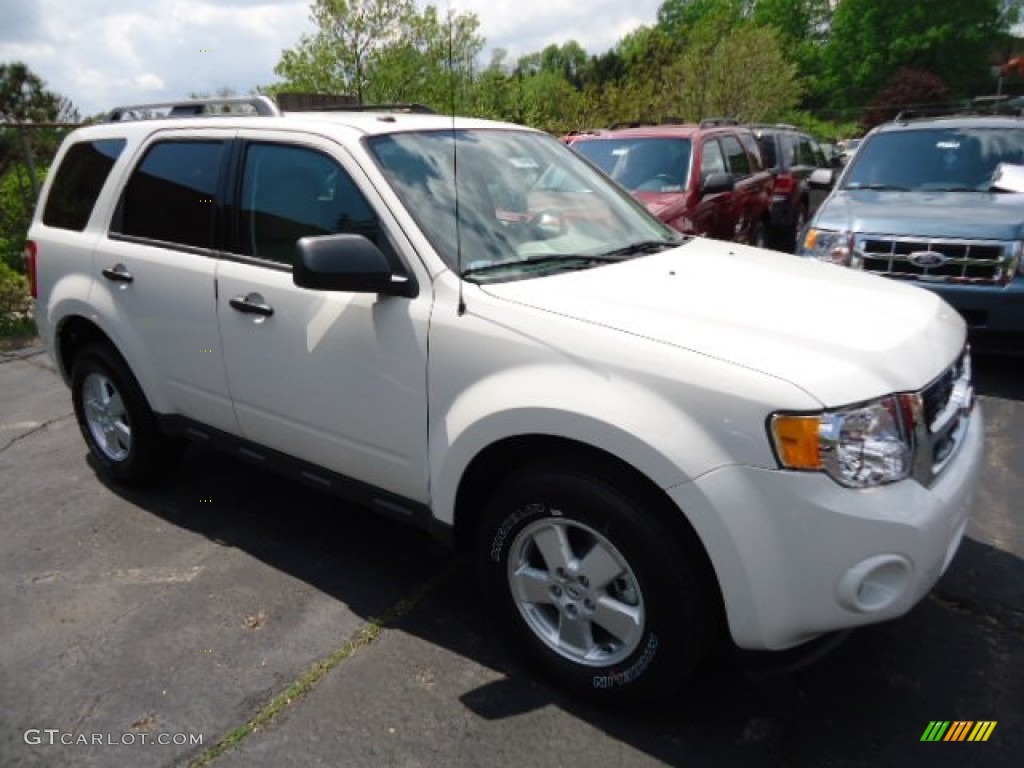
[571,138,692,193]
[842,127,1024,192]
[366,129,678,281]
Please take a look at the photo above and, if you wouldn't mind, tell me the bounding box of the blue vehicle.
[799,115,1024,352]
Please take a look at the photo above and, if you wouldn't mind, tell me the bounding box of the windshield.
[571,137,691,193]
[842,127,1024,192]
[366,129,678,280]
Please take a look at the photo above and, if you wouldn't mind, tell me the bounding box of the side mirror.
[701,172,735,196]
[809,168,835,189]
[293,234,412,296]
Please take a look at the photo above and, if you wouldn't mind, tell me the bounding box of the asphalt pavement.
[1,346,1021,768]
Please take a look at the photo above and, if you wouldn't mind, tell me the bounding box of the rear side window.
[43,139,126,231]
[755,135,777,168]
[114,140,226,249]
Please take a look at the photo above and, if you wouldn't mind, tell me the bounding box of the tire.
[477,463,717,705]
[748,218,767,249]
[71,343,178,485]
[789,204,809,253]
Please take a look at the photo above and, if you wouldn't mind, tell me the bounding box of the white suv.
[27,96,983,704]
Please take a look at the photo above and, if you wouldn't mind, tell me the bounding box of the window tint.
[721,135,750,175]
[701,139,727,175]
[115,141,225,248]
[755,135,777,168]
[796,136,819,167]
[43,139,126,231]
[239,143,379,265]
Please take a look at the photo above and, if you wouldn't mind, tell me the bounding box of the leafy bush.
[0,260,31,333]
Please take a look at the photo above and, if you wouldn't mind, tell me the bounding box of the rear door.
[215,131,432,503]
[101,131,237,432]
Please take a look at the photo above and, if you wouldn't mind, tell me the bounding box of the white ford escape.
[27,96,983,704]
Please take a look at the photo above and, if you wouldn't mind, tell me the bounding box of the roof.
[876,114,1024,132]
[64,109,534,145]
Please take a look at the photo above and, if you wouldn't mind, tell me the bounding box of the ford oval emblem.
[907,250,950,268]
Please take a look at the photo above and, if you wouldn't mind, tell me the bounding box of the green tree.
[821,0,1009,109]
[272,0,481,111]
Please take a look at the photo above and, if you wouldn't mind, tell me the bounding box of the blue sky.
[0,0,663,117]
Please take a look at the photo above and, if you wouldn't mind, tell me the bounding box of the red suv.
[567,120,773,246]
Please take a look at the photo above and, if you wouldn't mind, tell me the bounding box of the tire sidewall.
[478,468,707,703]
[70,344,160,483]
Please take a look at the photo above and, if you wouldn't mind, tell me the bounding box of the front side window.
[44,139,126,231]
[701,139,727,175]
[239,143,380,265]
[114,141,225,249]
[721,135,750,176]
[843,127,1024,191]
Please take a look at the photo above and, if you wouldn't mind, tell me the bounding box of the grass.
[186,564,454,767]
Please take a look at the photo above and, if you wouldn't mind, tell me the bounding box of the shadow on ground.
[95,355,1022,768]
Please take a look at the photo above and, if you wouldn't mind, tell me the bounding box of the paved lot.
[1,346,1021,768]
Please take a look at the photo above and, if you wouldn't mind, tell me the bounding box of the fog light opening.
[837,555,912,613]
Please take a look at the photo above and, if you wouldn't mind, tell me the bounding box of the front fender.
[430,363,767,527]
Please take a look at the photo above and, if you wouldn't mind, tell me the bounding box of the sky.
[0,0,663,118]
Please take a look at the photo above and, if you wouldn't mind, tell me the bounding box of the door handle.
[101,265,134,283]
[229,294,274,317]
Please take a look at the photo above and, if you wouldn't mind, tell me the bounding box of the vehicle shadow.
[973,351,1024,401]
[97,438,1022,768]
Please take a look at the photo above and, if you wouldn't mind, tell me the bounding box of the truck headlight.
[770,395,916,488]
[799,227,853,266]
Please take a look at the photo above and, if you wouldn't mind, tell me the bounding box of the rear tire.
[477,463,717,705]
[71,343,178,485]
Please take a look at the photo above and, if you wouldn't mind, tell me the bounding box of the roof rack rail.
[698,117,739,128]
[608,120,654,130]
[274,93,435,114]
[106,96,280,122]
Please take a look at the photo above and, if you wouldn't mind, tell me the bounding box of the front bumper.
[913,278,1024,336]
[667,402,984,650]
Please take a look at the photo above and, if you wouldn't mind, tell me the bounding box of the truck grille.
[912,348,974,486]
[854,236,1015,284]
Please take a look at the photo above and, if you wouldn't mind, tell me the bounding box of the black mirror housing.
[701,172,735,195]
[293,234,412,296]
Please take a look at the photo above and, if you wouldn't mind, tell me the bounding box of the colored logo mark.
[921,721,996,742]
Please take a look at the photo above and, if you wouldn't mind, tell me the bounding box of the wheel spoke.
[111,421,131,450]
[106,391,126,418]
[558,614,593,653]
[593,596,643,646]
[577,541,623,590]
[510,565,554,605]
[532,523,573,574]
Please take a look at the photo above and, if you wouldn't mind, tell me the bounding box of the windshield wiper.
[845,183,911,192]
[592,239,682,259]
[461,253,622,278]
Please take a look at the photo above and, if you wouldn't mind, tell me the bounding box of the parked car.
[566,120,774,246]
[799,114,1024,353]
[748,123,834,251]
[27,96,982,705]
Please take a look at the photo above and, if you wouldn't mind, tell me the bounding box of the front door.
[216,133,432,503]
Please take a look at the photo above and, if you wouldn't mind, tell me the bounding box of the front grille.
[912,348,974,486]
[855,236,1014,284]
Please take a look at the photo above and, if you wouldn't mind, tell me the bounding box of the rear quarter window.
[42,139,126,231]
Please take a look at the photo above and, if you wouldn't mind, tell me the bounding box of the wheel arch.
[451,434,725,615]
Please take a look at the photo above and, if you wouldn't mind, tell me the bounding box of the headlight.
[799,227,853,265]
[770,395,916,488]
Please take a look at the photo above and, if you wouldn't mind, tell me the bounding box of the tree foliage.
[821,0,1008,109]
[861,69,951,131]
[273,0,482,111]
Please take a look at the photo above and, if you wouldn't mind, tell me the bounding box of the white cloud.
[0,0,662,117]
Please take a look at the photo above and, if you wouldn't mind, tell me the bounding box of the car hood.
[632,190,686,218]
[481,238,965,407]
[815,188,1024,240]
